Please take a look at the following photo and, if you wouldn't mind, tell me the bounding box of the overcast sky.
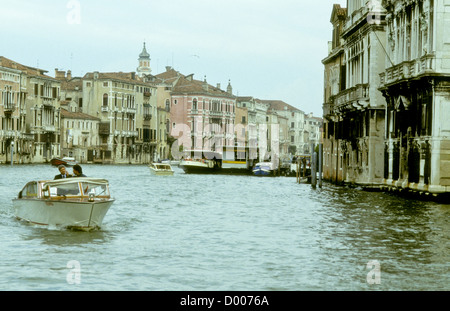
[1,0,347,116]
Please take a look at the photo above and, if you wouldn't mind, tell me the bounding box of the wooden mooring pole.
[311,143,316,188]
[318,143,323,188]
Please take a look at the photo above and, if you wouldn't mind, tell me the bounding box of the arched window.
[165,99,170,112]
[103,93,108,106]
[192,98,198,111]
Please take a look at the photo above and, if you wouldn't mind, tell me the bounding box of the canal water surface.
[0,164,448,290]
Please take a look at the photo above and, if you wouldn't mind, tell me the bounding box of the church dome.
[139,42,150,59]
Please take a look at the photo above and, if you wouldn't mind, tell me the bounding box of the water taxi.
[149,163,174,176]
[179,158,220,174]
[178,150,221,174]
[12,178,115,231]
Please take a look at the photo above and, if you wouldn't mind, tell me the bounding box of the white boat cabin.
[18,178,112,200]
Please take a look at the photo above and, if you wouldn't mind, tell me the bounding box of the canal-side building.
[14,59,63,164]
[322,2,387,186]
[155,67,236,158]
[0,57,29,164]
[236,97,270,160]
[60,108,101,163]
[304,113,323,150]
[1,57,63,164]
[57,69,83,114]
[379,0,450,196]
[235,98,249,146]
[262,100,306,157]
[24,66,62,164]
[81,71,158,164]
[322,4,347,182]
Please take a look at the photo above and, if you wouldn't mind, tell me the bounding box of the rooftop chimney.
[55,68,66,79]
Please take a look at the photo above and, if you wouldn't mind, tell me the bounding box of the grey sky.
[0,0,347,116]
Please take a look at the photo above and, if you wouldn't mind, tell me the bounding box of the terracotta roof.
[60,108,101,121]
[154,68,182,84]
[0,56,56,80]
[237,96,254,102]
[61,78,83,91]
[259,100,302,113]
[83,71,145,84]
[155,67,234,98]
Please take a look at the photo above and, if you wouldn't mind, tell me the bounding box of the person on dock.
[54,165,72,179]
[72,164,87,177]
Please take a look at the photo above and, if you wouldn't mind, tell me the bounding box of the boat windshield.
[48,182,81,197]
[44,180,110,198]
[156,164,170,170]
[80,182,109,196]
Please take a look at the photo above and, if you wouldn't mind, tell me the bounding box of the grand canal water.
[0,164,448,291]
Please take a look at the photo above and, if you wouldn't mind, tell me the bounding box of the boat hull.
[252,162,274,176]
[252,169,272,176]
[179,161,219,174]
[149,169,174,176]
[12,198,115,231]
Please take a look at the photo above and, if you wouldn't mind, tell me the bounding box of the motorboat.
[149,162,174,176]
[252,162,275,176]
[12,178,115,231]
[50,157,78,167]
[179,158,220,174]
[161,159,180,166]
[179,150,222,174]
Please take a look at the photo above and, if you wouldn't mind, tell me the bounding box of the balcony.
[3,103,16,113]
[380,54,436,87]
[124,107,136,114]
[42,125,56,132]
[209,111,222,117]
[2,130,16,138]
[334,84,369,112]
[101,106,108,112]
[144,114,152,121]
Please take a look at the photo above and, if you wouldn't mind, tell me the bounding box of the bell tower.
[137,42,151,77]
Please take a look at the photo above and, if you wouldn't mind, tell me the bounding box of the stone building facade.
[1,57,63,164]
[81,71,158,164]
[60,108,101,162]
[322,1,387,186]
[379,0,450,195]
[155,67,236,158]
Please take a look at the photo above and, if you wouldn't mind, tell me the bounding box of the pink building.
[155,67,236,157]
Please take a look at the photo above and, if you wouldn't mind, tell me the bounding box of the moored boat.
[149,163,174,176]
[50,157,78,167]
[252,162,275,176]
[12,178,115,231]
[179,158,220,174]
